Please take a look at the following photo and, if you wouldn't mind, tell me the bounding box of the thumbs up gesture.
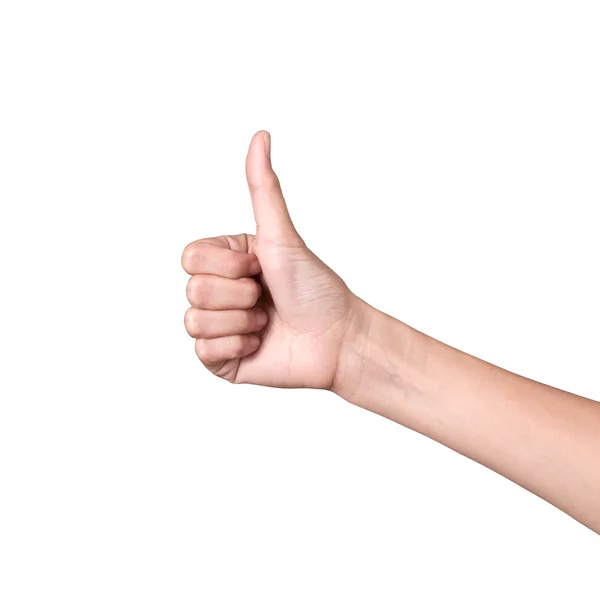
[182,131,359,388]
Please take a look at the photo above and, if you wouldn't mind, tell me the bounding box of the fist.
[182,131,358,389]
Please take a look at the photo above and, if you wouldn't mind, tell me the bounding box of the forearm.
[334,297,600,533]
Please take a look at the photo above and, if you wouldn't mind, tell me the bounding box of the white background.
[1,1,599,598]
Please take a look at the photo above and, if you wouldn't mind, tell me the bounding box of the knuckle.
[187,275,209,306]
[181,242,198,271]
[195,338,211,362]
[182,241,215,273]
[186,308,209,337]
[249,172,280,193]
[184,307,197,336]
[186,277,195,302]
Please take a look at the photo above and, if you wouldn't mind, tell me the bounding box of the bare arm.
[334,297,600,533]
[183,131,600,533]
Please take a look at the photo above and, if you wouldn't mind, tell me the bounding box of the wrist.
[331,295,375,401]
[333,296,426,412]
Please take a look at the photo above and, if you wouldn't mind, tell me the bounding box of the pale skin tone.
[183,131,600,534]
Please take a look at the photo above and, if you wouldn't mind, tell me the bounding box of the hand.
[182,131,359,388]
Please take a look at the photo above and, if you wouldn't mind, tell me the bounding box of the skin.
[182,131,600,534]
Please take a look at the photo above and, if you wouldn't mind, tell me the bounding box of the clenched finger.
[185,307,268,339]
[186,274,262,309]
[182,241,261,278]
[195,334,261,364]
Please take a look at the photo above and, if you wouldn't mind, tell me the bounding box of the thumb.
[245,131,299,243]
